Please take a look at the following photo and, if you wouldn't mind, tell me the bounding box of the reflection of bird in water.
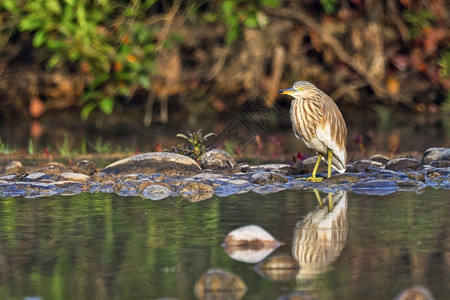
[278,81,347,182]
[292,190,348,282]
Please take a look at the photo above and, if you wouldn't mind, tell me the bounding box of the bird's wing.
[316,100,347,172]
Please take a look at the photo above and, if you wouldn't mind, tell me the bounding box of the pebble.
[199,149,237,172]
[386,158,423,171]
[0,148,448,198]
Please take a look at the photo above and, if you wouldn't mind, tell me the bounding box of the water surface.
[0,188,448,299]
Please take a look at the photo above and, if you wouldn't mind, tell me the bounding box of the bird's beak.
[277,88,295,95]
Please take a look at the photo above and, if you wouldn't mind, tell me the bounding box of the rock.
[249,171,287,185]
[114,181,139,196]
[349,159,383,172]
[286,157,304,175]
[91,171,116,183]
[253,185,285,194]
[38,163,69,175]
[395,285,433,300]
[58,172,91,182]
[141,185,172,200]
[255,164,290,172]
[2,161,24,175]
[396,180,426,191]
[25,172,52,182]
[214,180,253,197]
[255,254,299,281]
[386,158,423,171]
[351,180,399,195]
[430,160,450,168]
[421,147,449,164]
[139,181,172,192]
[302,156,328,174]
[223,225,280,263]
[324,173,362,184]
[194,269,247,300]
[369,154,390,165]
[199,149,237,172]
[406,172,425,182]
[179,182,214,202]
[0,174,17,182]
[73,160,99,175]
[103,152,202,176]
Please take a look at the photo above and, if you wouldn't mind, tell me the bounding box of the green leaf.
[20,15,42,31]
[176,134,190,141]
[138,75,151,90]
[3,0,19,13]
[243,16,258,28]
[81,102,97,120]
[99,97,115,115]
[261,0,280,7]
[221,0,234,16]
[33,29,47,47]
[47,53,62,69]
[90,74,110,88]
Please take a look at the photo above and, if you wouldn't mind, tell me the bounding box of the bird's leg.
[314,189,323,207]
[307,153,323,182]
[327,192,334,211]
[327,148,333,178]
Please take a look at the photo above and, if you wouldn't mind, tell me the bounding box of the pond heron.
[278,81,347,182]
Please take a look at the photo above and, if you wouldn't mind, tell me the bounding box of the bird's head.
[277,81,319,98]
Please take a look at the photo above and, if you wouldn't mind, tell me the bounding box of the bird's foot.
[306,176,324,183]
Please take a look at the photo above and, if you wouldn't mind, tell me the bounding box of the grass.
[0,138,15,154]
[0,135,136,158]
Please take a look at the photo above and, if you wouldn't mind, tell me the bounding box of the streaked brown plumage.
[278,81,347,182]
[292,190,348,280]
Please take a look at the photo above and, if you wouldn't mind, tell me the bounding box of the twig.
[263,6,411,107]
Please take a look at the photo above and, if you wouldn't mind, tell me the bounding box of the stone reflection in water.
[254,253,300,281]
[223,225,281,263]
[194,268,247,300]
[292,190,348,283]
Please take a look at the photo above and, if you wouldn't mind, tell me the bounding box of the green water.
[0,188,448,300]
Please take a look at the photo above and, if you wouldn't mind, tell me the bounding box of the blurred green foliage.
[320,0,338,14]
[0,0,160,119]
[403,9,436,37]
[0,0,281,119]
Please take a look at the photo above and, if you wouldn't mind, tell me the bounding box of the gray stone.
[406,172,425,182]
[141,185,172,200]
[179,182,214,193]
[2,161,24,175]
[430,160,450,168]
[249,171,288,185]
[386,158,422,171]
[179,182,215,202]
[58,172,91,182]
[286,157,304,175]
[421,147,449,164]
[302,156,328,174]
[369,154,390,165]
[199,149,237,172]
[73,160,99,175]
[103,152,202,176]
[38,163,70,176]
[351,159,383,172]
[25,172,52,182]
[253,185,286,194]
[396,180,426,191]
[254,164,290,171]
[351,180,399,195]
[324,173,362,184]
[394,286,433,300]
